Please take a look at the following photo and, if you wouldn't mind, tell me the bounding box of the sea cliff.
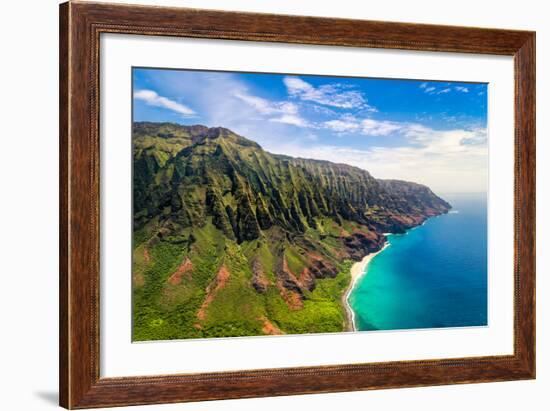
[132,122,451,340]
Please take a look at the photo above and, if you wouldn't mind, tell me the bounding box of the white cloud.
[234,92,298,115]
[361,119,403,136]
[283,76,375,110]
[323,114,361,133]
[324,119,360,132]
[234,91,310,127]
[323,116,403,136]
[310,104,338,116]
[133,89,195,116]
[422,83,469,95]
[270,114,311,127]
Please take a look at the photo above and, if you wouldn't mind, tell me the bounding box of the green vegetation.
[132,122,450,341]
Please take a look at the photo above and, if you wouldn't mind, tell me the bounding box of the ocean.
[348,193,488,331]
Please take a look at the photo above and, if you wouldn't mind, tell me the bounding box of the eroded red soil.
[167,257,193,285]
[197,265,231,320]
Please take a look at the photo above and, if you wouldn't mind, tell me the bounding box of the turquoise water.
[349,193,487,331]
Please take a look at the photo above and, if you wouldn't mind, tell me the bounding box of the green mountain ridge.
[132,121,451,340]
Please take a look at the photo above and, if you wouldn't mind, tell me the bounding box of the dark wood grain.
[514,33,536,376]
[59,2,69,407]
[59,1,536,408]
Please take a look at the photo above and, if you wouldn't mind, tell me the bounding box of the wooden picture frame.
[59,1,535,408]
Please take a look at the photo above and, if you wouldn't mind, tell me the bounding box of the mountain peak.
[133,122,261,149]
[196,126,263,149]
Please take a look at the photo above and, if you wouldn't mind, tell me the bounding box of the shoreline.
[343,242,390,332]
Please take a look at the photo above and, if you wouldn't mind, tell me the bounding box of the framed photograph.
[59,1,535,408]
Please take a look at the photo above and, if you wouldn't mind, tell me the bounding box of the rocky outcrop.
[251,259,270,293]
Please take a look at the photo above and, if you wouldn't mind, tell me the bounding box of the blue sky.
[133,68,488,193]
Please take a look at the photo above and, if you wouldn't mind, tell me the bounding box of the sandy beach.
[343,242,390,331]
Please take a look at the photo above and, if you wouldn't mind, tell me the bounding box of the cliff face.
[132,122,451,341]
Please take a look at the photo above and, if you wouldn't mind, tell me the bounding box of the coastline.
[343,242,390,332]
